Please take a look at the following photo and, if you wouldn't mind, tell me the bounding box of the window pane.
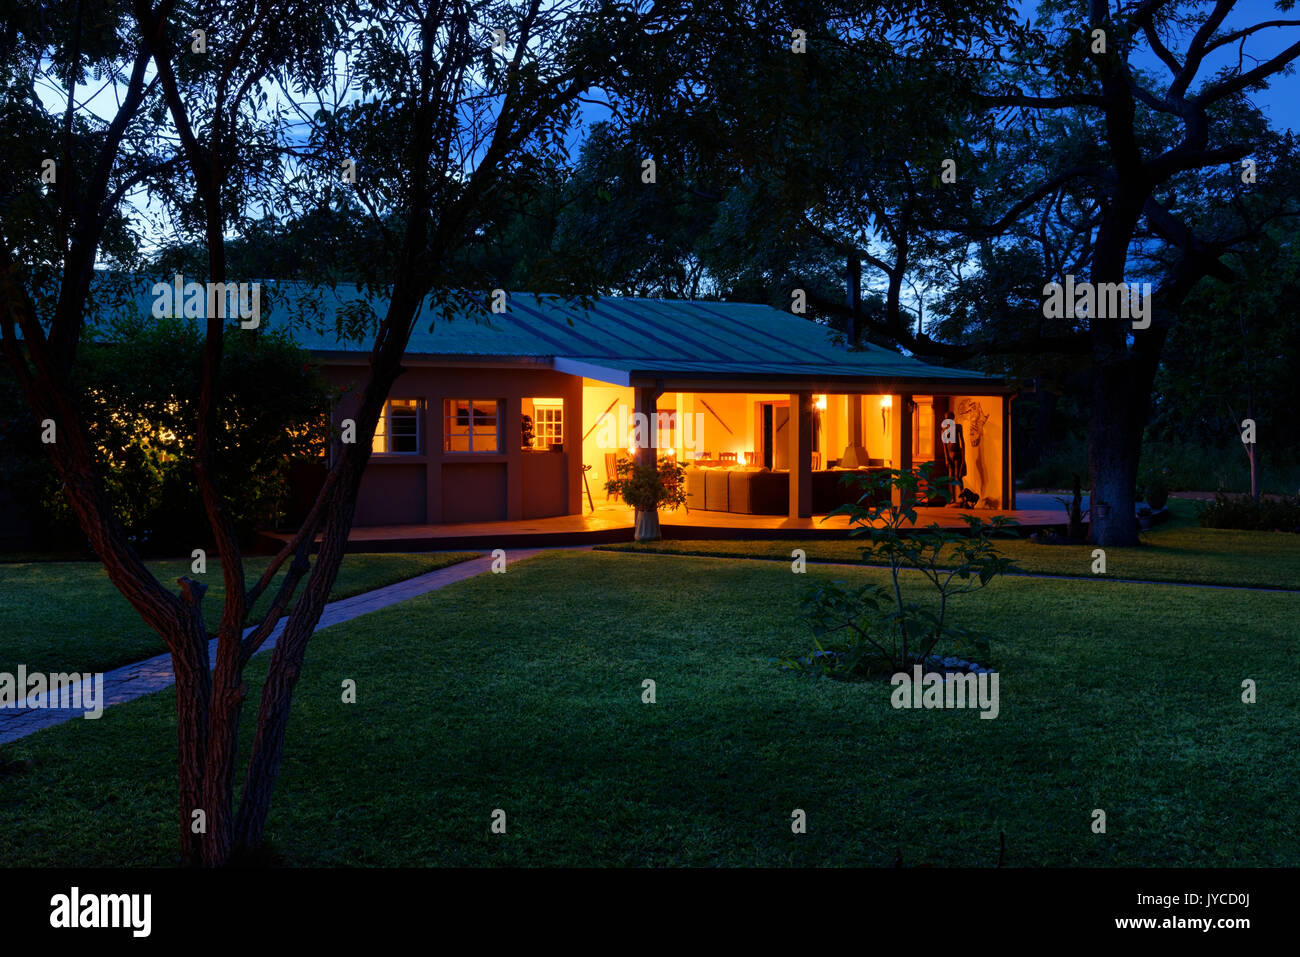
[534,405,563,446]
[444,399,467,451]
[372,398,420,454]
[444,399,498,452]
[472,400,498,452]
[390,416,418,452]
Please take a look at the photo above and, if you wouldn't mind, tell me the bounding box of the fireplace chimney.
[847,255,863,346]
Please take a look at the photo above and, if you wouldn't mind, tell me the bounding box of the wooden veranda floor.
[258,495,1070,553]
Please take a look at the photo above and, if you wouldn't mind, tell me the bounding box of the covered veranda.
[260,494,1067,553]
[572,359,1018,521]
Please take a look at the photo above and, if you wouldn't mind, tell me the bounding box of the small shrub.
[1144,478,1169,511]
[785,464,1016,679]
[1198,493,1300,533]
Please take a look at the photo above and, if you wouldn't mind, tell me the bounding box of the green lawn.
[596,499,1300,590]
[1,549,1294,867]
[0,551,480,677]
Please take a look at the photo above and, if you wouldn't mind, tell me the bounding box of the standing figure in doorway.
[955,398,990,501]
[941,411,966,506]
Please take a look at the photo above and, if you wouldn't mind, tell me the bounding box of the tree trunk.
[231,644,301,853]
[1068,473,1084,540]
[1085,188,1150,548]
[1032,377,1057,468]
[200,653,246,867]
[1247,402,1259,501]
[170,623,210,868]
[1249,446,1258,502]
[232,374,384,854]
[634,507,661,541]
[1087,358,1147,546]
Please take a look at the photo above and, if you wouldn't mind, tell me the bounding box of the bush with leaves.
[1198,492,1300,533]
[2,314,330,552]
[782,464,1018,679]
[604,455,687,511]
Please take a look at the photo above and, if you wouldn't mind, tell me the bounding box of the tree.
[1150,222,1300,496]
[956,0,1300,543]
[1,0,684,866]
[575,2,1300,545]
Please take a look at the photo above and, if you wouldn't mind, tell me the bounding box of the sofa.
[682,467,889,515]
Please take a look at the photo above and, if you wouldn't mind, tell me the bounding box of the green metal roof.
[86,277,1001,388]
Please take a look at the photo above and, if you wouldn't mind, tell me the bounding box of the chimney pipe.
[847,255,863,346]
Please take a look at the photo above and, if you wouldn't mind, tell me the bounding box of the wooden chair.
[580,464,595,513]
[604,452,619,501]
[811,452,821,471]
[719,451,737,464]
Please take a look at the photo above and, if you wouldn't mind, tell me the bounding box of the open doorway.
[758,400,791,470]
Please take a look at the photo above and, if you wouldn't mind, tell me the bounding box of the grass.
[595,499,1300,590]
[0,551,480,677]
[0,549,1295,867]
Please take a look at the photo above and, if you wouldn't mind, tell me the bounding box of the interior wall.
[952,395,1005,507]
[581,381,633,487]
[694,392,751,459]
[862,395,891,465]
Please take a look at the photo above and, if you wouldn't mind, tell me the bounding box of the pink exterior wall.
[322,362,583,526]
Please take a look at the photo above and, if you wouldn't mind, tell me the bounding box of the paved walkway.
[0,549,543,745]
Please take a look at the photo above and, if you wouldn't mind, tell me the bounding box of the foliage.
[1,0,702,868]
[789,464,1018,677]
[604,455,687,512]
[1198,493,1300,534]
[1,313,330,552]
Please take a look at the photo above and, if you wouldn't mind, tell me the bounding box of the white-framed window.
[531,398,564,448]
[373,398,424,454]
[444,399,500,453]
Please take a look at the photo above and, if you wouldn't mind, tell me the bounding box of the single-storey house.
[268,284,1016,526]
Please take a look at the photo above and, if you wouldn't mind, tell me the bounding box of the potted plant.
[605,455,687,541]
[1144,477,1169,512]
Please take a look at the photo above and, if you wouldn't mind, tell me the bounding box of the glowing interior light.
[880,395,893,408]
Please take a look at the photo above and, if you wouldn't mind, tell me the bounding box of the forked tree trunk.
[232,352,398,856]
[233,532,349,853]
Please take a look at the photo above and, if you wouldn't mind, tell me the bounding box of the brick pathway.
[0,549,543,745]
